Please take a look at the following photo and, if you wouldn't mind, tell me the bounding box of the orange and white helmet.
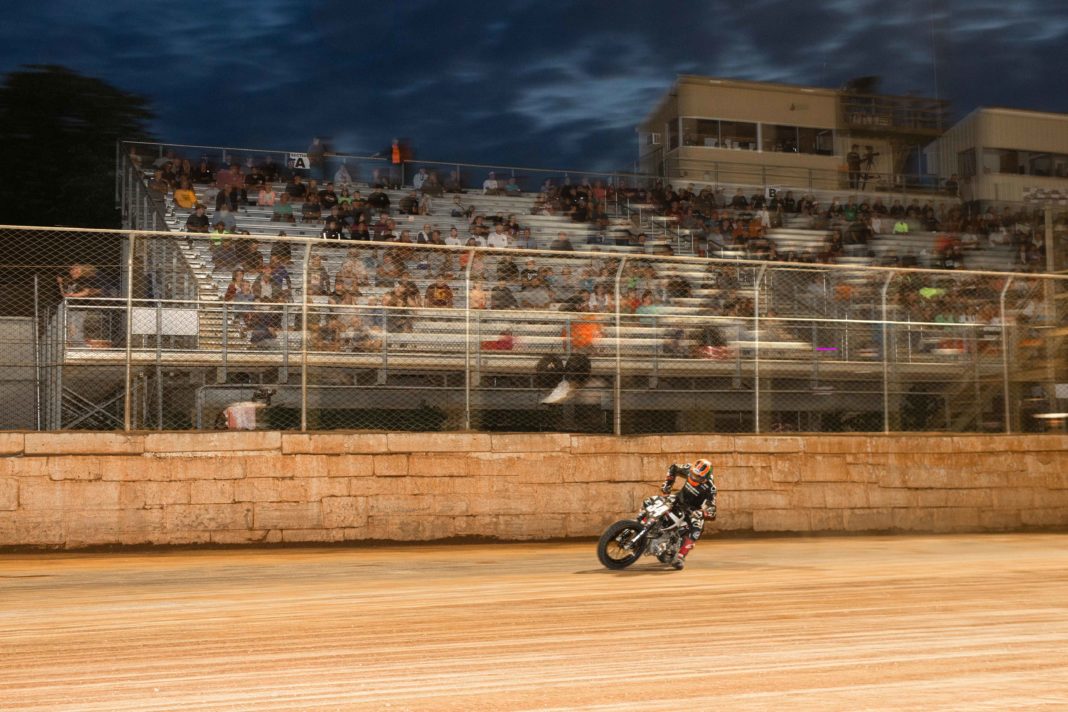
[688,458,713,487]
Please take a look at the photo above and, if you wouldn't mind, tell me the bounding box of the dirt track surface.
[2,534,1067,711]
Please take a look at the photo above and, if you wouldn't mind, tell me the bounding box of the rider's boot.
[672,538,695,570]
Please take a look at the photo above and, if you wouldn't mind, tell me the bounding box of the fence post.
[881,272,894,434]
[999,277,1014,433]
[123,232,136,432]
[754,265,768,433]
[300,240,312,431]
[463,248,474,430]
[613,256,628,435]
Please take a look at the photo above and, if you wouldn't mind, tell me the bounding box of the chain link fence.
[2,225,1065,433]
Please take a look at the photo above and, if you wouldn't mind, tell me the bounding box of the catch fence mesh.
[2,225,1065,433]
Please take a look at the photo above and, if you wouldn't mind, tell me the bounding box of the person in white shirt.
[445,227,463,246]
[482,171,501,195]
[413,168,429,191]
[487,225,510,249]
[333,162,353,187]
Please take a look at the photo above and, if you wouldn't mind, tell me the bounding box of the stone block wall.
[0,432,1065,549]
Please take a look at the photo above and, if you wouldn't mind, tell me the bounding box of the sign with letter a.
[288,153,310,170]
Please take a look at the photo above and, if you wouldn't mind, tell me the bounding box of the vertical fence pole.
[613,256,627,436]
[300,240,312,431]
[881,272,894,434]
[1000,276,1014,434]
[754,265,767,433]
[123,233,136,431]
[115,141,121,209]
[33,274,41,431]
[463,248,474,430]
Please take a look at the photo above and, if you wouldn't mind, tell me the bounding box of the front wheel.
[597,519,647,570]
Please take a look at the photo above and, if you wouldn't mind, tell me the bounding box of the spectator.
[846,144,862,190]
[301,193,322,223]
[223,269,246,301]
[418,191,433,215]
[635,290,661,326]
[504,176,522,195]
[490,277,518,310]
[893,218,910,235]
[333,161,353,187]
[185,204,210,233]
[445,226,463,246]
[320,217,343,240]
[519,258,539,289]
[319,183,339,211]
[450,195,473,218]
[212,204,238,232]
[487,224,511,249]
[515,226,536,250]
[445,170,465,193]
[367,186,391,212]
[483,171,503,195]
[306,254,332,296]
[192,158,214,184]
[272,193,296,223]
[286,174,307,199]
[257,183,277,207]
[247,303,282,349]
[412,167,430,191]
[518,277,553,309]
[730,189,749,209]
[421,172,444,197]
[399,191,419,215]
[57,264,106,346]
[549,231,575,251]
[424,274,455,308]
[253,263,290,302]
[173,178,197,209]
[416,223,433,243]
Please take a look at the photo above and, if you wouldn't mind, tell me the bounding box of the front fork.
[622,527,648,551]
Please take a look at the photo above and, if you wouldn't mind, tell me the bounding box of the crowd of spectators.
[136,149,1065,354]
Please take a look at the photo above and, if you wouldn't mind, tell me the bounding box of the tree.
[0,65,155,228]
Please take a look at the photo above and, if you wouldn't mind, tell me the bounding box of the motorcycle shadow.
[575,563,678,575]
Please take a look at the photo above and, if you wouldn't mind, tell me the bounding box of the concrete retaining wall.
[0,432,1066,549]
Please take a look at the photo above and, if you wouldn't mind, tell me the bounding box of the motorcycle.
[597,494,688,570]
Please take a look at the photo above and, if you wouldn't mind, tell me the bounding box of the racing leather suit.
[661,463,717,558]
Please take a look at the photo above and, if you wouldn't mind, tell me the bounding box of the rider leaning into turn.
[660,459,717,570]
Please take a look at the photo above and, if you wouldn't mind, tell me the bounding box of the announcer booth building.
[637,74,947,191]
[925,107,1068,204]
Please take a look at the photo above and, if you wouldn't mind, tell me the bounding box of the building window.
[980,148,1068,177]
[958,148,976,178]
[685,117,832,155]
[681,118,721,147]
[763,125,835,155]
[719,121,757,150]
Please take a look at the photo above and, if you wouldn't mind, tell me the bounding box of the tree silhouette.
[0,64,155,228]
[0,66,155,315]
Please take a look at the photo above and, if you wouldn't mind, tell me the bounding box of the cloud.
[1,0,1066,171]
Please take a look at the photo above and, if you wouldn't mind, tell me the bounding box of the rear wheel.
[597,519,646,570]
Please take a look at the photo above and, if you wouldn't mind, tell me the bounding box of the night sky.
[3,0,1066,172]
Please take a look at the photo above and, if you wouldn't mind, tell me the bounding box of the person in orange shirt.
[173,178,198,209]
[561,296,603,352]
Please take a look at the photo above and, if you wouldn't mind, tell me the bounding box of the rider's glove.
[707,503,717,521]
[660,482,671,495]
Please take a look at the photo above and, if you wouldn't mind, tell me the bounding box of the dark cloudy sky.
[2,0,1066,172]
